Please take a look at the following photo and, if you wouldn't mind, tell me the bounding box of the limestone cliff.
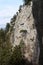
[9,2,40,65]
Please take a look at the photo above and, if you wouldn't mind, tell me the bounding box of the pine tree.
[23,0,31,5]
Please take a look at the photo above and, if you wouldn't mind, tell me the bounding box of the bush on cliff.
[8,45,23,65]
[23,0,32,5]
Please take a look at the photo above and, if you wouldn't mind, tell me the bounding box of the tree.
[0,28,12,65]
[0,28,6,42]
[0,42,12,65]
[23,0,32,5]
[5,23,10,33]
[11,15,17,24]
[8,45,23,65]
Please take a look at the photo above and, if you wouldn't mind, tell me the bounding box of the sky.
[0,0,23,28]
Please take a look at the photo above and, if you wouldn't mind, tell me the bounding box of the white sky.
[0,0,23,28]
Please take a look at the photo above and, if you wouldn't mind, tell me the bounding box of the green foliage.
[23,0,32,5]
[11,15,17,24]
[18,5,22,13]
[0,42,12,65]
[8,40,33,65]
[10,15,17,32]
[0,28,25,65]
[0,27,32,65]
[0,29,6,42]
[5,23,10,33]
[8,39,25,65]
[8,45,23,65]
[0,44,12,65]
[0,28,12,65]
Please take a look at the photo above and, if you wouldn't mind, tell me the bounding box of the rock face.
[32,0,43,65]
[32,0,43,35]
[10,2,40,65]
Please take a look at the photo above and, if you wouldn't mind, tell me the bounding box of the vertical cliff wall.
[9,2,40,65]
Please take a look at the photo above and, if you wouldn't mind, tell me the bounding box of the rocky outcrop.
[9,2,40,65]
[32,0,43,65]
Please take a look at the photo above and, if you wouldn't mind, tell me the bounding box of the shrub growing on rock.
[23,0,32,5]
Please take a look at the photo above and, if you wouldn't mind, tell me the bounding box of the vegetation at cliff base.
[0,28,12,65]
[0,26,33,65]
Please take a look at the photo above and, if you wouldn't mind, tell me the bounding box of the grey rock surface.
[10,2,40,65]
